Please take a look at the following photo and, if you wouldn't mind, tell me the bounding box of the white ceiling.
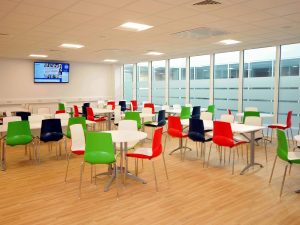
[0,0,300,64]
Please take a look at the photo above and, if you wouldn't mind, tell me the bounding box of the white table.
[92,108,114,130]
[181,119,265,175]
[235,112,274,118]
[102,130,147,191]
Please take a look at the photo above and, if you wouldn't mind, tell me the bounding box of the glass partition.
[123,64,134,102]
[169,58,186,106]
[152,60,166,106]
[137,62,149,105]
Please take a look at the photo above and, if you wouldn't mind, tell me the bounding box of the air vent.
[193,0,221,5]
[172,27,228,39]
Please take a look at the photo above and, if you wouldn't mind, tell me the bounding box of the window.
[214,51,239,118]
[123,64,134,101]
[169,58,186,106]
[243,47,276,125]
[137,62,149,104]
[152,60,166,105]
[279,43,300,133]
[189,55,210,107]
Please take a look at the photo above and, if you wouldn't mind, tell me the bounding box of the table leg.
[108,113,111,130]
[240,131,263,175]
[169,138,192,155]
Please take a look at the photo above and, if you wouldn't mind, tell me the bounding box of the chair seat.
[93,116,107,122]
[40,132,63,142]
[126,147,152,159]
[168,128,188,138]
[144,122,158,127]
[6,135,33,146]
[189,132,206,142]
[84,152,115,164]
[288,152,300,163]
[268,123,287,129]
[72,150,85,155]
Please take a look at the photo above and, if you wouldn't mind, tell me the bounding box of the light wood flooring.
[1,130,300,225]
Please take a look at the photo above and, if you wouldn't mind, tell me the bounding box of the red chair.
[55,110,66,114]
[165,116,190,160]
[267,111,293,144]
[207,121,248,174]
[86,107,107,130]
[73,105,80,117]
[126,127,168,191]
[107,101,115,110]
[144,103,155,114]
[130,100,138,111]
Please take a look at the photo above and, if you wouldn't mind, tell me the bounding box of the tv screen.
[34,62,69,83]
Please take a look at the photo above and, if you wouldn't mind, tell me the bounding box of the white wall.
[0,58,115,102]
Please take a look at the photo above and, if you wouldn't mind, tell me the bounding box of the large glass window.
[123,64,134,101]
[152,60,166,105]
[214,51,239,119]
[169,58,186,106]
[137,62,149,104]
[279,43,300,133]
[243,47,276,125]
[189,55,210,107]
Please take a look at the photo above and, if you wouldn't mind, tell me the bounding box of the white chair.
[65,124,86,182]
[54,113,70,120]
[5,111,12,116]
[28,115,44,124]
[114,105,121,111]
[200,112,213,121]
[142,107,153,124]
[37,107,50,115]
[245,107,258,112]
[106,105,113,110]
[143,101,151,107]
[114,108,122,126]
[220,114,234,123]
[173,104,181,110]
[3,116,21,125]
[117,120,139,149]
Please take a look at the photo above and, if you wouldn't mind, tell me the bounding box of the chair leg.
[232,148,235,175]
[79,162,85,198]
[152,161,158,191]
[1,142,6,171]
[280,164,289,197]
[162,152,169,180]
[289,164,292,175]
[290,128,294,144]
[269,155,278,183]
[202,142,206,168]
[183,138,188,161]
[286,130,291,147]
[263,137,267,162]
[270,129,273,143]
[207,143,213,168]
[65,152,71,182]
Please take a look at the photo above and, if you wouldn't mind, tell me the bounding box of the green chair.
[269,129,300,197]
[1,121,34,171]
[207,105,215,119]
[66,117,87,138]
[124,112,142,129]
[79,132,117,198]
[180,106,191,119]
[58,103,65,111]
[243,111,260,124]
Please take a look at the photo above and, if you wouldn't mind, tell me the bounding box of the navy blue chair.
[119,100,127,112]
[38,119,65,160]
[82,103,90,119]
[16,111,31,121]
[191,106,201,119]
[184,118,212,165]
[144,110,166,128]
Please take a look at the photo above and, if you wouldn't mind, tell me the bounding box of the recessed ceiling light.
[29,54,48,58]
[117,22,153,32]
[59,43,84,49]
[218,39,241,45]
[145,51,164,56]
[103,59,118,63]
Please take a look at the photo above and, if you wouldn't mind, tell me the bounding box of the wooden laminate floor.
[1,130,300,225]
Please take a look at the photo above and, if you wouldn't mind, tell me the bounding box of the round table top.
[235,112,274,118]
[105,130,147,143]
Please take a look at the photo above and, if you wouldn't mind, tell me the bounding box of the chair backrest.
[207,105,215,119]
[244,107,258,112]
[114,108,122,124]
[143,101,151,107]
[243,111,260,123]
[37,107,50,114]
[107,101,115,110]
[54,113,70,120]
[188,118,205,139]
[6,121,32,144]
[142,107,153,123]
[276,129,289,162]
[286,111,292,128]
[28,115,44,124]
[58,103,65,111]
[73,105,79,117]
[173,104,181,110]
[83,103,90,107]
[161,105,170,111]
[86,107,95,121]
[106,104,113,110]
[118,120,138,131]
[84,132,115,164]
[130,100,138,111]
[151,127,163,158]
[70,124,85,152]
[3,116,22,125]
[55,110,66,114]
[180,106,191,119]
[124,112,141,129]
[41,119,62,136]
[16,111,31,121]
[144,103,155,114]
[157,110,166,127]
[200,112,213,121]
[167,116,182,135]
[191,106,201,119]
[66,117,87,138]
[220,114,234,123]
[213,121,234,147]
[244,116,262,126]
[119,101,127,112]
[5,111,12,116]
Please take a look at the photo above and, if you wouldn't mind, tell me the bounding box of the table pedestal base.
[240,163,263,175]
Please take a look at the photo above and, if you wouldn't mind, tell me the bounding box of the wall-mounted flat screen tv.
[34,62,69,83]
